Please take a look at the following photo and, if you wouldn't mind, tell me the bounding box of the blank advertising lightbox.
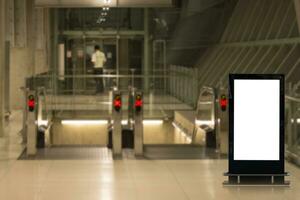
[229,74,284,174]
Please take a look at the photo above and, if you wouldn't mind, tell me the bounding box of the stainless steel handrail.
[31,74,189,79]
[193,86,217,143]
[37,87,48,115]
[37,87,52,129]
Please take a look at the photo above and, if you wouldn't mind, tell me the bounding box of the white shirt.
[92,50,106,68]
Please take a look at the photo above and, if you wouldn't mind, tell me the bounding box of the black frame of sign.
[228,74,285,174]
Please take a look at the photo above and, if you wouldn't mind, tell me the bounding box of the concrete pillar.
[5,0,14,45]
[27,0,36,76]
[10,0,34,110]
[294,0,300,34]
[14,0,27,48]
[4,41,10,115]
[0,0,6,137]
[143,8,149,92]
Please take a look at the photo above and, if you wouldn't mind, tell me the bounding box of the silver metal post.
[286,101,292,150]
[128,87,135,128]
[143,8,149,93]
[291,101,298,151]
[112,90,122,157]
[26,90,37,156]
[163,40,167,92]
[134,91,143,156]
[37,88,44,127]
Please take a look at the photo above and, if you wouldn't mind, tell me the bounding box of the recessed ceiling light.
[104,0,111,4]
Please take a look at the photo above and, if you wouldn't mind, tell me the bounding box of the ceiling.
[35,0,174,8]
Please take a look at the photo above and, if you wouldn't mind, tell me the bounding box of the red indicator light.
[135,100,142,107]
[113,95,122,112]
[114,100,121,107]
[28,95,35,112]
[28,100,35,107]
[135,95,143,112]
[220,95,227,112]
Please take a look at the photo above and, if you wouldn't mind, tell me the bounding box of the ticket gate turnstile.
[110,89,144,157]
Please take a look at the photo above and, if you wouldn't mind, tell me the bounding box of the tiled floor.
[0,159,300,200]
[0,110,24,161]
[1,111,300,200]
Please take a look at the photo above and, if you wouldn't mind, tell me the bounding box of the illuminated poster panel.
[229,74,284,174]
[234,79,280,161]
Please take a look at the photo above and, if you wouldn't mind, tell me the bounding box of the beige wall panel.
[51,122,108,146]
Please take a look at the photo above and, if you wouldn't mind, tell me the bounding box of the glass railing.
[27,70,199,145]
[28,69,300,147]
[28,69,198,120]
[285,94,300,164]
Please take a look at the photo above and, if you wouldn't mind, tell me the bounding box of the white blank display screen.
[234,80,280,161]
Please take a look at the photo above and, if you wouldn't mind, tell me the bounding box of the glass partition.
[285,95,300,162]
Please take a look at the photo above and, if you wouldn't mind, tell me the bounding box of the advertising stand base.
[223,173,290,186]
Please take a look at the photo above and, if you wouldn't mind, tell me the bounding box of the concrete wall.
[51,122,108,146]
[196,0,300,88]
[169,0,300,108]
[8,2,51,110]
[9,48,32,109]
